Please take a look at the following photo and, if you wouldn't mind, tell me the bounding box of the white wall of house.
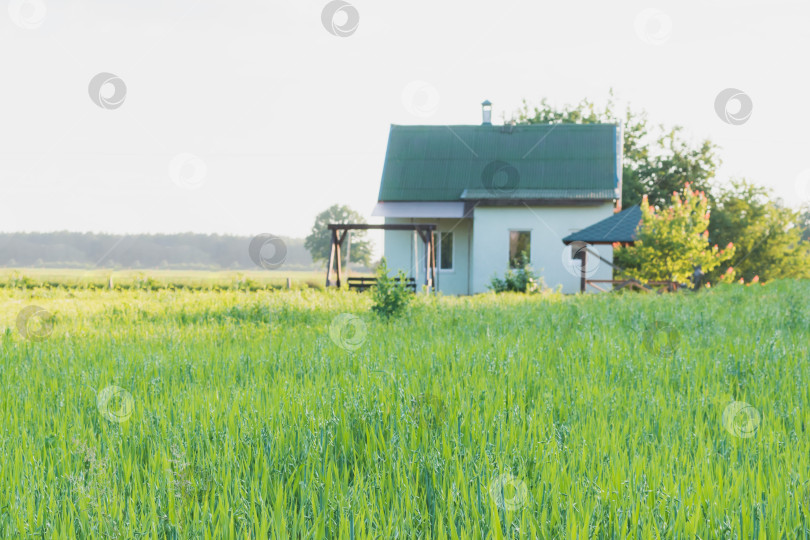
[471,204,615,294]
[383,204,615,295]
[383,218,472,295]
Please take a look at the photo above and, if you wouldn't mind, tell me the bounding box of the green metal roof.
[378,123,621,202]
[562,205,641,245]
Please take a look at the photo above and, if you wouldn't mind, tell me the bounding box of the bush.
[371,258,412,319]
[489,252,542,293]
[613,185,735,283]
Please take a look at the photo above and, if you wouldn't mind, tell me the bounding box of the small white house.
[371,101,624,295]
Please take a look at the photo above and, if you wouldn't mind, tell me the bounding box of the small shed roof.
[562,205,641,245]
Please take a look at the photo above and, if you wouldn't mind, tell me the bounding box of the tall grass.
[0,268,334,291]
[1,281,808,537]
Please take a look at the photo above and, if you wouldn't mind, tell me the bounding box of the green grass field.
[0,268,331,291]
[1,280,808,538]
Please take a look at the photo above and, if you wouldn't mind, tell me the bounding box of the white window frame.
[438,231,454,272]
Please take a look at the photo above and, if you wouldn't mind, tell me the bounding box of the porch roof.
[562,205,641,245]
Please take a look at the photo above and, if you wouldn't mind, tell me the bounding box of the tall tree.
[511,93,721,210]
[707,180,810,282]
[304,205,373,266]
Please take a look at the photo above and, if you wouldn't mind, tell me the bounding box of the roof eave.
[562,238,636,245]
[469,198,613,207]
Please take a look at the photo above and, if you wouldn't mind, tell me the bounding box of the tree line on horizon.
[0,232,319,271]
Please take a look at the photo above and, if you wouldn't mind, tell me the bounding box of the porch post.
[424,229,431,290]
[580,249,587,293]
[326,229,336,287]
[344,230,351,278]
[335,231,343,288]
[412,230,418,284]
[431,231,437,292]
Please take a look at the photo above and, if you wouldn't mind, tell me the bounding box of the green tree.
[511,93,721,210]
[304,205,373,266]
[706,180,810,282]
[614,185,735,283]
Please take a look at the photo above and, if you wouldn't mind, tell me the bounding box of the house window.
[439,232,453,270]
[509,230,531,268]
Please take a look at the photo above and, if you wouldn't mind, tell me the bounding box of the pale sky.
[2,0,809,252]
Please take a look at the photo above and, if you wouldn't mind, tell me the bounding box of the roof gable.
[378,123,620,202]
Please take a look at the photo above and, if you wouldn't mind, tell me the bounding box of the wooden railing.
[578,247,687,293]
[585,279,684,293]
